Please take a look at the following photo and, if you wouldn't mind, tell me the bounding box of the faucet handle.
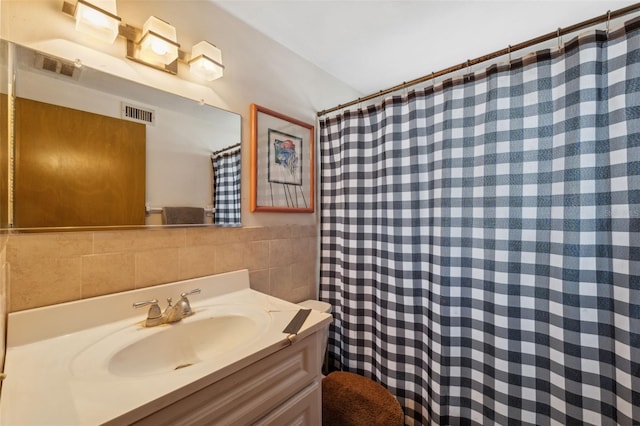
[133,298,159,311]
[181,288,201,298]
[179,288,201,317]
[133,299,163,327]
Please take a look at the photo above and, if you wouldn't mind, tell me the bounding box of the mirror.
[1,40,242,229]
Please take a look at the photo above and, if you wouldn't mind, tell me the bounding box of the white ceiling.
[214,0,638,96]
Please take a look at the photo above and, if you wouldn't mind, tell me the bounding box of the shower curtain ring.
[557,27,563,50]
[606,10,611,36]
[507,45,512,67]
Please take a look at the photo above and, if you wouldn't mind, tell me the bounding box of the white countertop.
[0,270,331,425]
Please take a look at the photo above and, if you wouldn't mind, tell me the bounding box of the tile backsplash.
[4,225,318,312]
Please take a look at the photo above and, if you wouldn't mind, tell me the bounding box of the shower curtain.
[319,17,640,426]
[212,150,241,225]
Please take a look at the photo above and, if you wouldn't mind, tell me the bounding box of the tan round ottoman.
[322,371,404,426]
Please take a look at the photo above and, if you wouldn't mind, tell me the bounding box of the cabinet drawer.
[133,332,321,425]
[253,381,321,426]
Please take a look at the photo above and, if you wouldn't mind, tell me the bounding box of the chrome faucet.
[133,288,201,327]
[166,288,201,322]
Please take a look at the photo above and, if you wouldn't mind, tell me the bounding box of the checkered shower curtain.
[212,150,241,225]
[319,17,640,426]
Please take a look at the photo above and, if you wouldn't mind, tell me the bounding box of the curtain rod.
[317,2,640,117]
[211,142,241,157]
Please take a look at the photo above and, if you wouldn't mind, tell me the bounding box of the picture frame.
[250,104,315,213]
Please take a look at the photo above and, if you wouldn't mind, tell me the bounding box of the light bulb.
[200,60,215,72]
[150,38,168,56]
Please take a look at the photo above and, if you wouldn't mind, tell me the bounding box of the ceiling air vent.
[121,102,155,126]
[59,62,76,78]
[34,53,80,80]
[41,56,58,73]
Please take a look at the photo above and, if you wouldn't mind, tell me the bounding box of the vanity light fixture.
[61,3,226,81]
[189,41,224,81]
[62,0,122,44]
[137,16,180,67]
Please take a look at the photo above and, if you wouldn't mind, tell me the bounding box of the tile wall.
[4,225,318,312]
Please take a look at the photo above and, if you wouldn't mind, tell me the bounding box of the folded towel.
[162,207,205,225]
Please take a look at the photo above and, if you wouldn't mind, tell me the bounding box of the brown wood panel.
[0,93,8,227]
[14,97,146,227]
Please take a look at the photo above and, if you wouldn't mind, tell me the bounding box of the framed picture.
[250,104,314,213]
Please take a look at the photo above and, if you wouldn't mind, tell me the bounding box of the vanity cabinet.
[123,332,323,426]
[1,270,331,426]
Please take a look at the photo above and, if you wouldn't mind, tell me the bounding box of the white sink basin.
[71,304,271,379]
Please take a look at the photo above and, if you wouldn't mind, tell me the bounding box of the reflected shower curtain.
[319,17,640,426]
[212,150,241,225]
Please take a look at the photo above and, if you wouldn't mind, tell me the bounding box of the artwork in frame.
[250,104,314,213]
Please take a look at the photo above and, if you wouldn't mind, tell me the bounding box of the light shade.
[73,0,121,44]
[138,16,179,66]
[189,41,224,81]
